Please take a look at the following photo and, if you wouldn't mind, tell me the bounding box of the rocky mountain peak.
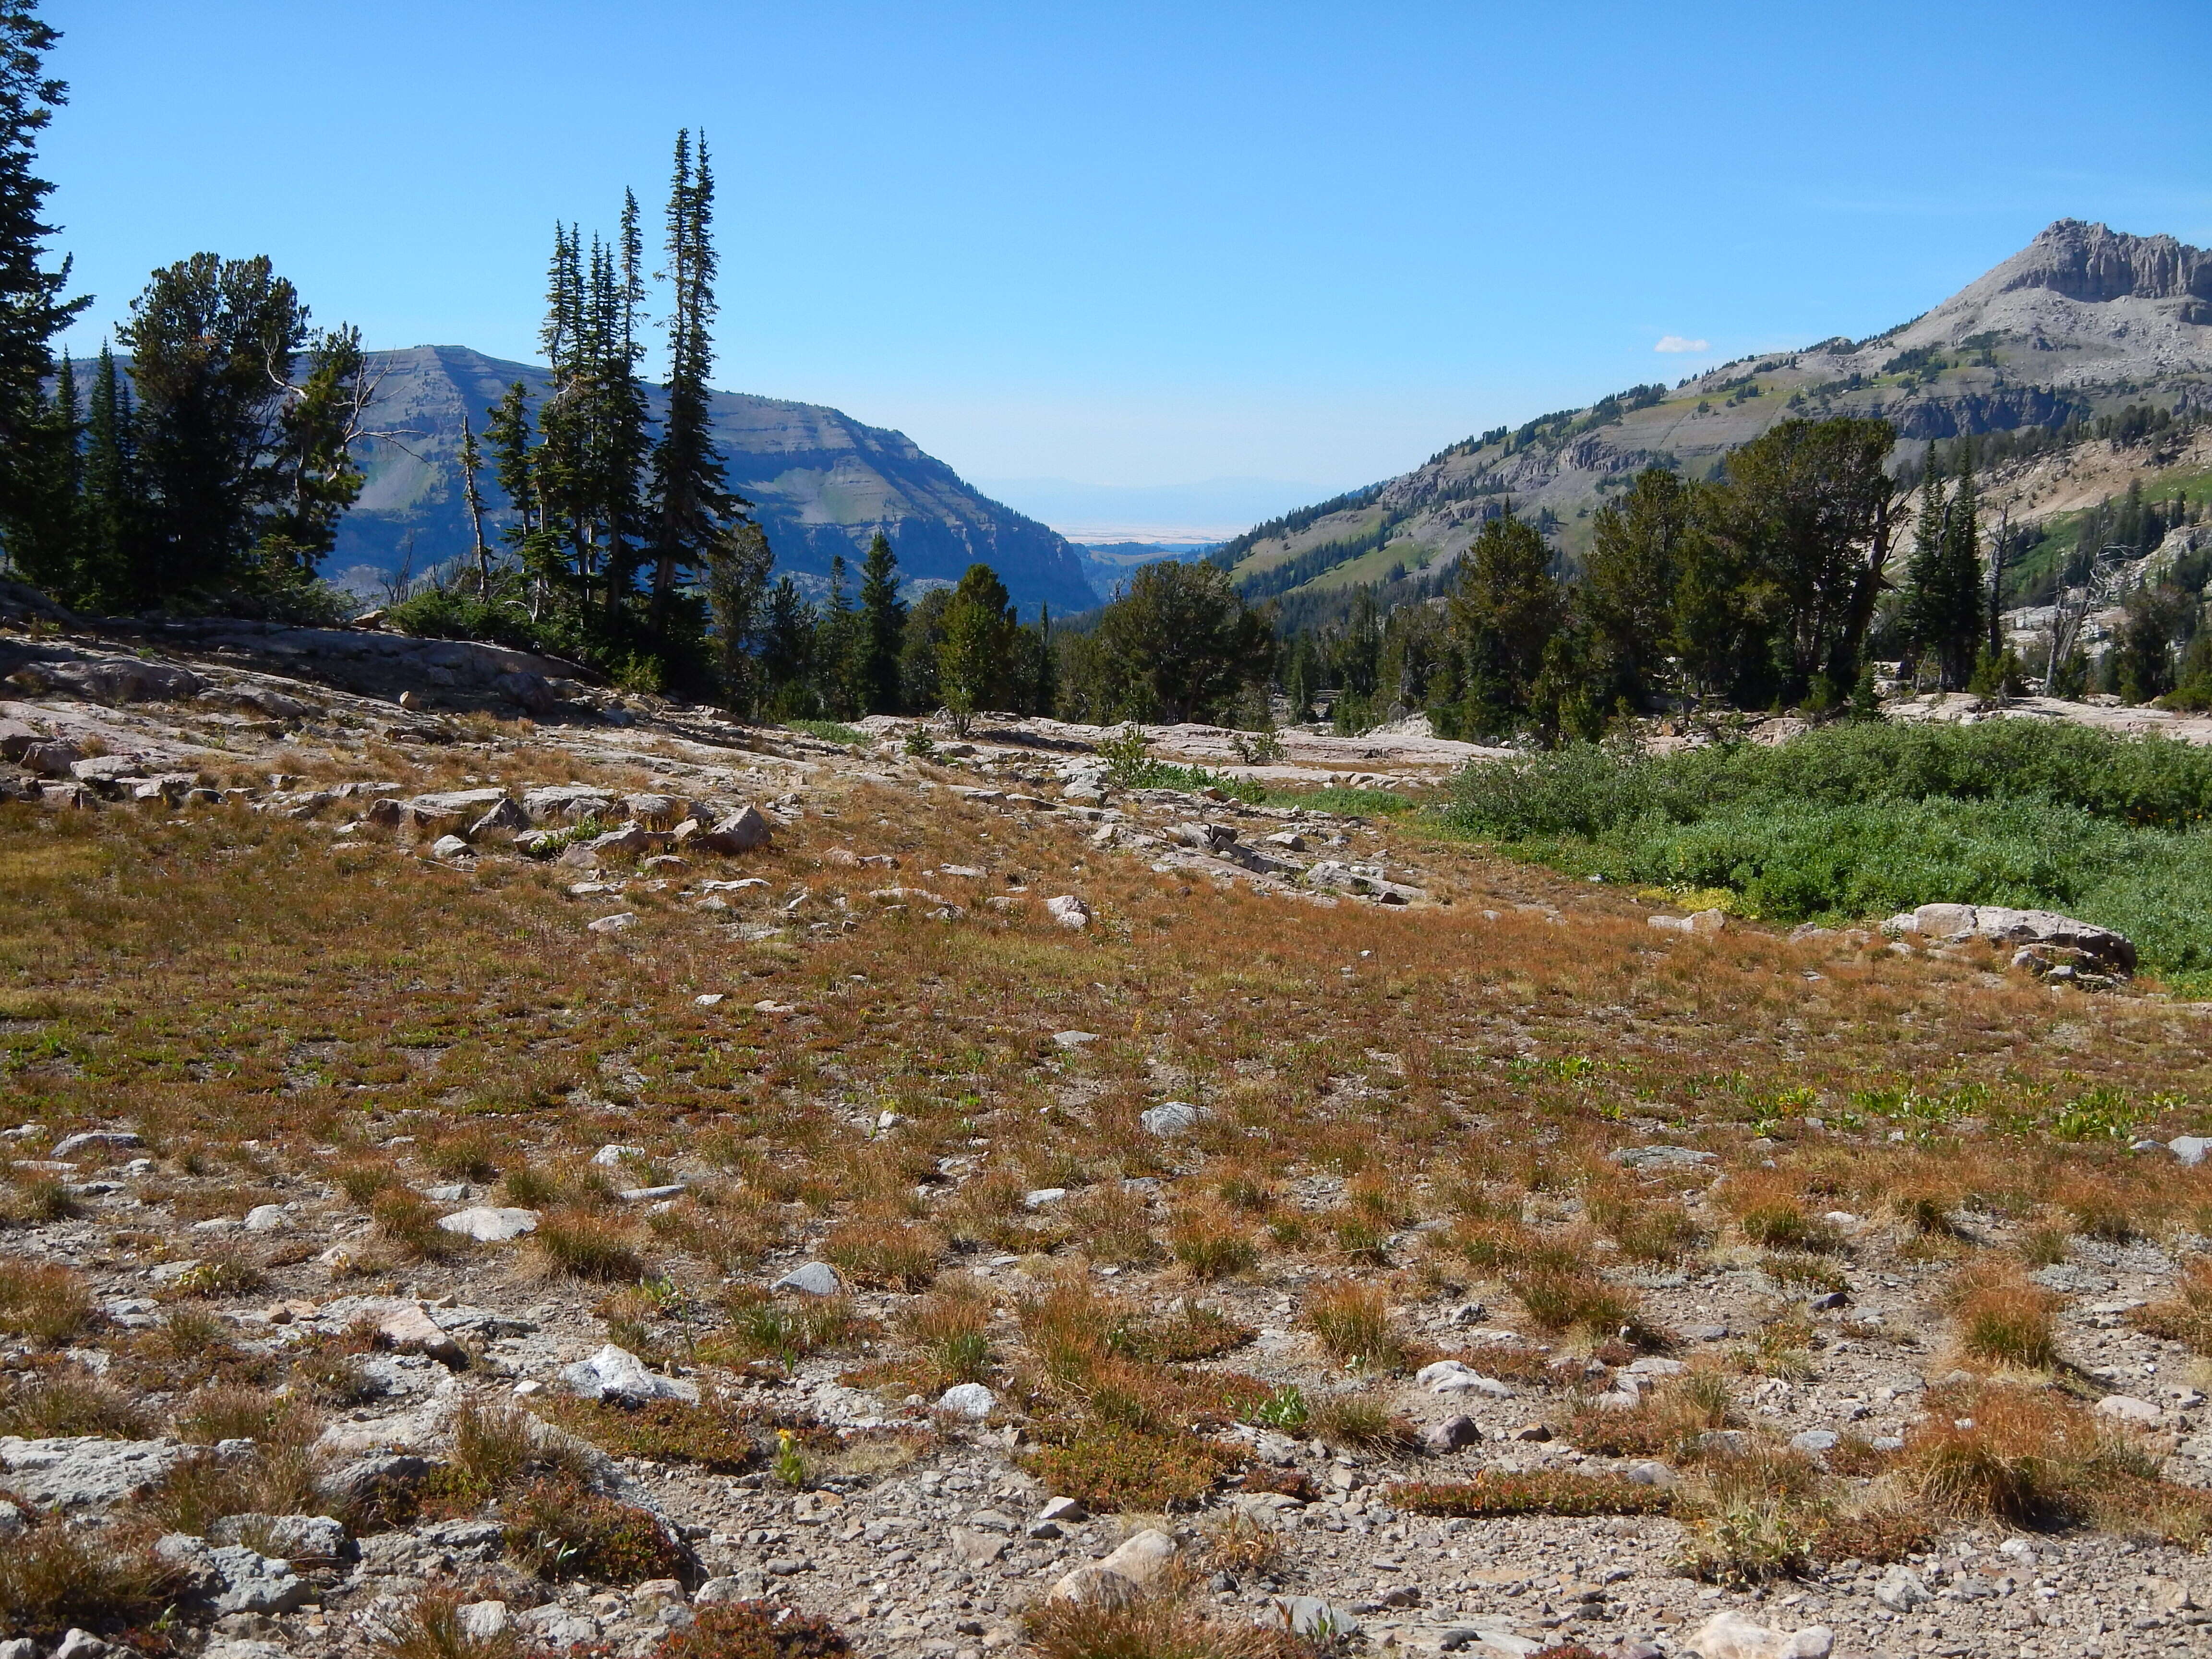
[1981,218,2212,304]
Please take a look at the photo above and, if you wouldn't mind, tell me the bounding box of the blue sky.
[39,0,2212,534]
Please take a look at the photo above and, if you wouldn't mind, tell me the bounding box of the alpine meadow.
[4,8,2212,1659]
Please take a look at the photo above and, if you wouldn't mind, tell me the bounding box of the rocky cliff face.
[332,347,1098,615]
[1984,218,2212,304]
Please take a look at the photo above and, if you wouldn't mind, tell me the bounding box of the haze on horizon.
[40,0,2212,540]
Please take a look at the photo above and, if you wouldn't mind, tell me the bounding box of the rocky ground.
[3,596,2212,1659]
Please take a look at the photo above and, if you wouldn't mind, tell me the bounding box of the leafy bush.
[1442,723,2212,978]
[386,588,588,665]
[784,721,869,747]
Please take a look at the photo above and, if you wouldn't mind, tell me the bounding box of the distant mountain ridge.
[1217,220,2212,607]
[332,346,1097,614]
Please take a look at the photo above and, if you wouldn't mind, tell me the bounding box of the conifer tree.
[648,131,748,634]
[0,3,85,584]
[854,530,906,713]
[758,574,816,712]
[938,563,1017,735]
[1901,463,1983,690]
[816,554,862,715]
[79,343,133,602]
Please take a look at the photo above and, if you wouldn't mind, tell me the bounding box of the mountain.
[1216,219,2212,605]
[330,346,1098,615]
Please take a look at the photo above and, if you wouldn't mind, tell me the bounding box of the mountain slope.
[1219,219,2212,602]
[332,346,1098,614]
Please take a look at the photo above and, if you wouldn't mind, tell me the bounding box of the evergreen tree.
[1444,514,1563,736]
[757,574,817,714]
[937,562,1017,734]
[79,342,133,603]
[2,341,75,596]
[901,586,951,712]
[117,253,363,603]
[647,132,746,633]
[0,2,86,578]
[1584,468,1703,707]
[854,530,906,713]
[816,554,862,715]
[1900,464,1983,690]
[703,516,774,712]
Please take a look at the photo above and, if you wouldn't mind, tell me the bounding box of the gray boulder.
[155,1535,311,1614]
[207,1513,350,1562]
[1887,902,2135,974]
[698,805,773,854]
[773,1262,842,1297]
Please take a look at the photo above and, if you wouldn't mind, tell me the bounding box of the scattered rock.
[773,1262,842,1297]
[436,1206,540,1243]
[155,1535,311,1614]
[1269,1596,1361,1637]
[2097,1393,2163,1426]
[1609,1144,1715,1170]
[698,805,773,854]
[560,1344,699,1404]
[240,1203,288,1232]
[206,1513,349,1562]
[1140,1101,1208,1137]
[1650,908,1726,936]
[429,834,472,859]
[1873,1564,1931,1611]
[1414,1360,1512,1397]
[457,1602,510,1640]
[1683,1610,1833,1659]
[2172,1135,2212,1167]
[1887,901,2135,975]
[1049,1527,1177,1606]
[1046,894,1091,928]
[50,1129,143,1160]
[586,911,637,933]
[377,1303,465,1365]
[938,1383,998,1419]
[1422,1414,1481,1451]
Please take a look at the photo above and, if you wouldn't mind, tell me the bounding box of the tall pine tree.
[647,131,748,633]
[854,530,906,713]
[0,2,85,589]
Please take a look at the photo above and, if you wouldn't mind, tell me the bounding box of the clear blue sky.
[38,0,2212,529]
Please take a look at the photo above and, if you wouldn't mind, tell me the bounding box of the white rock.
[1023,1188,1068,1208]
[50,1634,108,1659]
[241,1203,288,1232]
[429,834,472,859]
[457,1602,510,1640]
[773,1262,842,1297]
[436,1206,540,1243]
[1049,1527,1176,1605]
[377,1303,464,1364]
[587,911,637,933]
[1046,894,1091,928]
[2172,1136,2212,1166]
[2097,1393,2163,1426]
[50,1130,142,1160]
[1038,1495,1088,1522]
[938,1382,998,1419]
[560,1344,699,1404]
[592,1144,647,1166]
[1140,1101,1208,1137]
[1685,1610,1834,1659]
[695,993,724,1006]
[1051,1030,1098,1048]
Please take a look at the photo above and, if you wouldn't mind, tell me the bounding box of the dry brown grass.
[7,747,2212,1573]
[1946,1258,2061,1370]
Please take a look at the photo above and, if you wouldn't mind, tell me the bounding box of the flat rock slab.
[0,1435,185,1508]
[436,1206,540,1242]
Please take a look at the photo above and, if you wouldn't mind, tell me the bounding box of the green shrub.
[1441,722,2212,978]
